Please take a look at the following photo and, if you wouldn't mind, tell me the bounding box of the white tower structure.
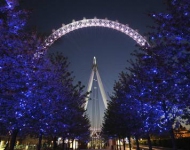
[85,57,108,109]
[85,57,108,140]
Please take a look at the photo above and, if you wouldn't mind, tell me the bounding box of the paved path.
[0,147,179,150]
[135,145,182,150]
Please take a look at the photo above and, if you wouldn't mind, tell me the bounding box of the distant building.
[174,126,190,138]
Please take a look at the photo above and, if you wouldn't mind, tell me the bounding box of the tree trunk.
[37,132,42,150]
[123,138,125,150]
[9,129,19,150]
[120,139,122,150]
[53,136,57,150]
[116,138,118,150]
[147,134,152,150]
[72,139,74,150]
[66,140,68,150]
[135,136,140,150]
[118,138,121,150]
[170,129,177,150]
[127,136,132,150]
[116,139,118,150]
[62,138,65,150]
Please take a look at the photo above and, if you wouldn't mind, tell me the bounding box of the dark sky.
[22,0,166,96]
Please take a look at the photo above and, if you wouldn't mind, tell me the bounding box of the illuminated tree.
[47,54,90,149]
[103,72,145,150]
[28,53,90,150]
[144,0,190,149]
[0,0,43,149]
[0,1,90,149]
[102,97,125,149]
[102,89,126,138]
[126,51,167,150]
[118,0,190,149]
[105,1,190,150]
[65,82,90,140]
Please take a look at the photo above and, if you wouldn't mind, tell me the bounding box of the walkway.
[134,145,183,150]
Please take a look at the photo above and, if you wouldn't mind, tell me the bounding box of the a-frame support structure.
[84,57,108,149]
[84,57,108,110]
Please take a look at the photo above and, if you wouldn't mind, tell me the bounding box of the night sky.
[22,0,165,96]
